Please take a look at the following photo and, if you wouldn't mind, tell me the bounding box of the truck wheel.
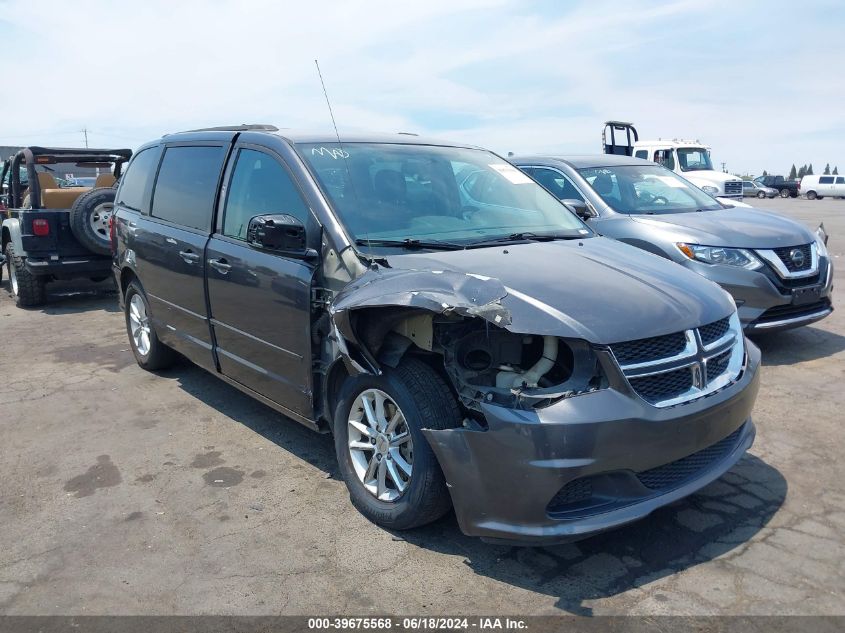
[779,188,790,198]
[333,357,461,530]
[124,281,177,371]
[69,188,116,256]
[756,191,766,199]
[807,191,817,200]
[5,242,46,307]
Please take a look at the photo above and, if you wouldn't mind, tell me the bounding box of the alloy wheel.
[128,293,151,356]
[347,388,414,502]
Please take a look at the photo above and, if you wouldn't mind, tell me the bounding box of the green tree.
[824,163,831,175]
[763,169,768,176]
[788,164,797,179]
[834,166,839,175]
[808,163,814,175]
[798,165,807,178]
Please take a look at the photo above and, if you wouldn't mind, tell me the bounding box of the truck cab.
[602,121,743,200]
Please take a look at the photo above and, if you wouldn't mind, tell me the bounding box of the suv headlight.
[701,185,720,195]
[677,243,763,270]
[815,229,829,259]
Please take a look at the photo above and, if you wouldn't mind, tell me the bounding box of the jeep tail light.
[32,219,50,236]
[109,215,116,251]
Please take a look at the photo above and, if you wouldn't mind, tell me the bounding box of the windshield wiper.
[464,231,584,248]
[354,238,465,251]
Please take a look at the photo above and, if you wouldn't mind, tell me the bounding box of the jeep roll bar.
[9,146,132,209]
[602,121,638,157]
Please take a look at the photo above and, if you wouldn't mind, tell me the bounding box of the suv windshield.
[676,148,713,172]
[578,164,723,215]
[298,143,589,246]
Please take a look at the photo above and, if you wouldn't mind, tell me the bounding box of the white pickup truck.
[602,121,743,200]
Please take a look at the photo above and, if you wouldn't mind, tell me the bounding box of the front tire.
[757,191,766,199]
[333,357,461,530]
[5,242,46,307]
[780,188,790,198]
[807,191,818,200]
[124,281,177,370]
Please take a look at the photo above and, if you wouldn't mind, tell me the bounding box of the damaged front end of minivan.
[322,262,760,545]
[328,265,609,414]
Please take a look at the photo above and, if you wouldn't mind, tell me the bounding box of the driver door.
[205,145,317,418]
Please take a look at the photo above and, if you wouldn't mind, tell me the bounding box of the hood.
[366,237,735,344]
[682,170,740,185]
[631,207,816,249]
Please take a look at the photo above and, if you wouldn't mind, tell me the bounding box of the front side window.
[836,177,844,184]
[222,149,310,240]
[677,148,713,172]
[297,143,588,246]
[529,167,585,202]
[151,145,226,231]
[654,150,675,170]
[578,164,722,214]
[117,147,159,212]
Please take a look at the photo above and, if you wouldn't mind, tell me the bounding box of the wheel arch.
[1,219,25,255]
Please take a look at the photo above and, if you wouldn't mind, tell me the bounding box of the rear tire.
[333,356,461,530]
[69,188,116,255]
[807,191,818,200]
[780,188,790,198]
[124,280,177,371]
[5,242,46,307]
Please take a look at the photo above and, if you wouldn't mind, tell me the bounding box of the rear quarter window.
[116,147,160,212]
[151,145,227,231]
[819,176,834,184]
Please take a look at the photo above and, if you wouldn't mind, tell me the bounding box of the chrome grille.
[699,317,730,347]
[609,331,687,365]
[772,244,812,273]
[724,181,743,196]
[610,313,744,408]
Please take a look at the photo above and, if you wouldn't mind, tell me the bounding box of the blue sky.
[0,0,843,175]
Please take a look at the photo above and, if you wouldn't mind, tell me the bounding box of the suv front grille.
[772,244,812,273]
[610,313,744,408]
[724,181,743,196]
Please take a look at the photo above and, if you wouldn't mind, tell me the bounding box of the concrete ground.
[1,197,843,616]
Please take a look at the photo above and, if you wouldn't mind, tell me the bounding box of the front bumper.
[25,255,112,279]
[683,256,834,333]
[424,340,761,545]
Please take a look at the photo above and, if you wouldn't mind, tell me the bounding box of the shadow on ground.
[750,324,845,365]
[0,277,119,314]
[169,362,786,615]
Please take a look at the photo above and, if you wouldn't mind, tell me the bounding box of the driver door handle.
[208,257,232,274]
[178,250,200,264]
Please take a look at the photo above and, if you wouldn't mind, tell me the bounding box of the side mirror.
[562,198,592,220]
[247,214,315,259]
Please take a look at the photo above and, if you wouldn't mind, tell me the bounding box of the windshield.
[578,164,723,214]
[676,148,713,172]
[298,143,589,246]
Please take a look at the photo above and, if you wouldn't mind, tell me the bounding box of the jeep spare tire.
[69,187,116,255]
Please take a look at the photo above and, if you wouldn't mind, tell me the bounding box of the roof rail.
[168,124,280,135]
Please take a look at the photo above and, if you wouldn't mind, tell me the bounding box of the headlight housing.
[815,228,829,259]
[677,243,763,270]
[700,185,720,195]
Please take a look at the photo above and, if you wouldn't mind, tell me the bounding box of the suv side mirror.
[247,214,315,259]
[562,198,592,220]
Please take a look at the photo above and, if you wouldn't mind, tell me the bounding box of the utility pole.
[721,161,726,173]
[81,127,89,148]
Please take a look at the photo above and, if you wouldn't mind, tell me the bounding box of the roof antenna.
[314,59,368,253]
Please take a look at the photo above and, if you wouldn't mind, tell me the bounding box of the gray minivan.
[513,155,834,332]
[113,126,760,544]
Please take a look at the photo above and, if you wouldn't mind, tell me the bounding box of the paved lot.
[1,197,844,616]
